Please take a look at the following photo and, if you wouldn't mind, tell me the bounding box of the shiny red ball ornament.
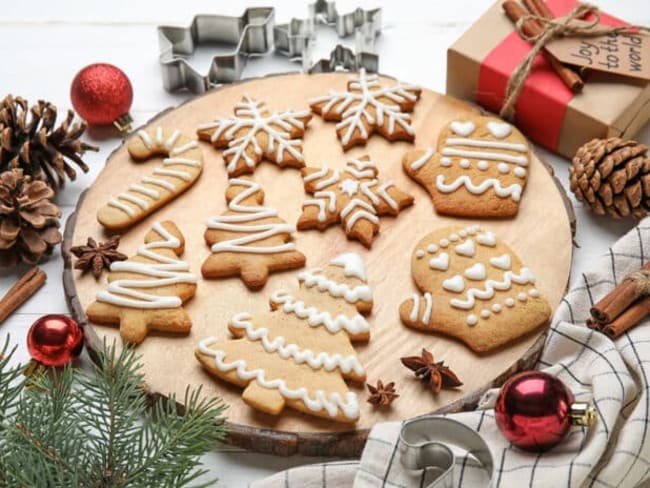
[495,371,595,452]
[27,315,84,367]
[70,63,133,131]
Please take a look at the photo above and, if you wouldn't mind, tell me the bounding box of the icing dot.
[439,239,450,248]
[492,304,502,313]
[480,309,490,319]
[459,230,467,237]
[460,159,471,168]
[467,225,480,235]
[427,244,438,253]
[477,160,489,171]
[440,157,452,167]
[467,314,478,326]
[514,167,527,178]
[505,298,515,307]
[449,233,460,242]
[529,289,540,298]
[498,163,509,174]
[518,292,528,302]
[415,250,425,259]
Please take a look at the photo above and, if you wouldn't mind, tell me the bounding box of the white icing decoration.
[486,121,512,139]
[137,130,152,149]
[450,268,536,310]
[492,303,502,313]
[314,169,341,190]
[95,222,197,309]
[477,160,489,171]
[454,239,475,257]
[443,275,465,293]
[459,230,468,238]
[529,289,540,298]
[170,141,199,155]
[163,157,201,167]
[130,184,159,199]
[441,148,528,165]
[415,250,425,259]
[476,232,496,247]
[108,199,135,217]
[410,147,434,171]
[341,199,378,231]
[489,254,511,270]
[229,312,364,376]
[198,95,309,174]
[377,181,398,209]
[460,159,471,169]
[297,269,372,303]
[435,175,522,201]
[429,252,449,271]
[445,138,527,154]
[449,120,476,136]
[155,126,163,145]
[153,168,191,181]
[329,252,367,282]
[439,239,450,248]
[427,244,438,253]
[464,263,486,281]
[505,298,515,307]
[409,294,419,321]
[206,178,296,254]
[467,225,481,234]
[422,293,433,323]
[497,163,509,174]
[449,233,460,242]
[340,179,359,196]
[440,157,452,167]
[514,167,527,178]
[119,193,148,210]
[304,166,329,183]
[518,292,528,302]
[165,129,181,150]
[467,314,478,326]
[142,176,176,192]
[480,309,490,319]
[198,337,359,419]
[303,191,336,222]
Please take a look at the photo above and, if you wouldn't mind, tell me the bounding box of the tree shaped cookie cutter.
[158,7,275,93]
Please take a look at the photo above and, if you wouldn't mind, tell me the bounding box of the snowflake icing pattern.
[197,95,312,176]
[298,155,414,248]
[310,69,421,150]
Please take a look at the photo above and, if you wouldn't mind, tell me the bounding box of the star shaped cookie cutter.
[158,7,275,93]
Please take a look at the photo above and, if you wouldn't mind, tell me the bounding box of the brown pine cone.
[0,168,62,267]
[569,138,650,219]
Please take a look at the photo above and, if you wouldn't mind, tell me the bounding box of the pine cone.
[0,95,98,192]
[0,169,62,267]
[569,137,650,219]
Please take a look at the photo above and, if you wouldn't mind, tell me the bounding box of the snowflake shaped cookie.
[298,155,414,247]
[197,95,312,177]
[310,69,422,150]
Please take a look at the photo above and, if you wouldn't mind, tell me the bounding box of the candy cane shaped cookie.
[97,126,203,230]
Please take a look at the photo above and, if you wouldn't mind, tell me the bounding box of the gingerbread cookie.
[399,225,550,353]
[310,69,422,150]
[402,116,530,218]
[196,253,373,422]
[298,155,414,248]
[196,95,312,177]
[86,221,198,345]
[202,177,306,290]
[97,126,203,230]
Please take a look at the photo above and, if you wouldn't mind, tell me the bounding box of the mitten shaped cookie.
[86,221,198,345]
[403,117,530,218]
[202,177,306,290]
[399,226,550,353]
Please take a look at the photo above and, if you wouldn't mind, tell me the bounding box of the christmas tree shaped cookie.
[196,253,373,422]
[196,95,312,177]
[399,225,550,353]
[202,177,306,290]
[86,221,198,345]
[298,155,414,248]
[402,116,530,217]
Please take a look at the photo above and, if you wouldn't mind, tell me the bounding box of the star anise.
[70,236,127,279]
[366,380,399,407]
[400,348,463,394]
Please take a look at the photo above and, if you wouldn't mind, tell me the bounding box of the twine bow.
[501,3,650,119]
[624,270,650,296]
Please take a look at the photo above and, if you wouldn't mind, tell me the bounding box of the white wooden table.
[1,1,648,486]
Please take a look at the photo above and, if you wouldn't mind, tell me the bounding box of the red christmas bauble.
[27,315,84,367]
[495,371,573,451]
[70,63,133,125]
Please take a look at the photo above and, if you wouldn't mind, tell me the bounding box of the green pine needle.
[0,338,226,488]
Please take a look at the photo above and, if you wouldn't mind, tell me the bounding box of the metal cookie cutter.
[399,417,495,488]
[158,7,275,93]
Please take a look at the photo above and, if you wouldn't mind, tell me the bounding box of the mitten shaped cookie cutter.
[158,7,275,93]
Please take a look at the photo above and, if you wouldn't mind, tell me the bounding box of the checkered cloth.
[252,219,650,488]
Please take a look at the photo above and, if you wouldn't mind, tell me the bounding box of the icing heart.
[487,121,512,139]
[449,120,476,137]
[464,263,486,281]
[476,232,496,247]
[454,239,475,257]
[429,252,449,271]
[490,254,511,270]
[443,275,465,293]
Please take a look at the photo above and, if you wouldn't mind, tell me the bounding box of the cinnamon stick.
[602,296,650,339]
[502,1,584,93]
[0,267,46,324]
[590,262,650,324]
[522,0,554,20]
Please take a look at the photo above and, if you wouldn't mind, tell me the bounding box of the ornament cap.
[570,402,596,426]
[113,113,134,134]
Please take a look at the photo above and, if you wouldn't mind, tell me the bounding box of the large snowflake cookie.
[310,69,421,150]
[399,226,550,353]
[298,155,414,248]
[202,177,306,290]
[402,116,530,218]
[196,253,373,422]
[196,95,312,177]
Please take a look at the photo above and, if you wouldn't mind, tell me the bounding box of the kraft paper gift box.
[446,0,650,159]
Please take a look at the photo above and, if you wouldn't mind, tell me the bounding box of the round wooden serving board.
[63,72,573,457]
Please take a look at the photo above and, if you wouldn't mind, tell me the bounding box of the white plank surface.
[0,1,648,486]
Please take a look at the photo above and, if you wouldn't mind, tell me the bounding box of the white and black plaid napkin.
[252,219,650,488]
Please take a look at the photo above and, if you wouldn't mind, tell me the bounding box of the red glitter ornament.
[27,314,84,367]
[70,63,133,132]
[495,371,595,452]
